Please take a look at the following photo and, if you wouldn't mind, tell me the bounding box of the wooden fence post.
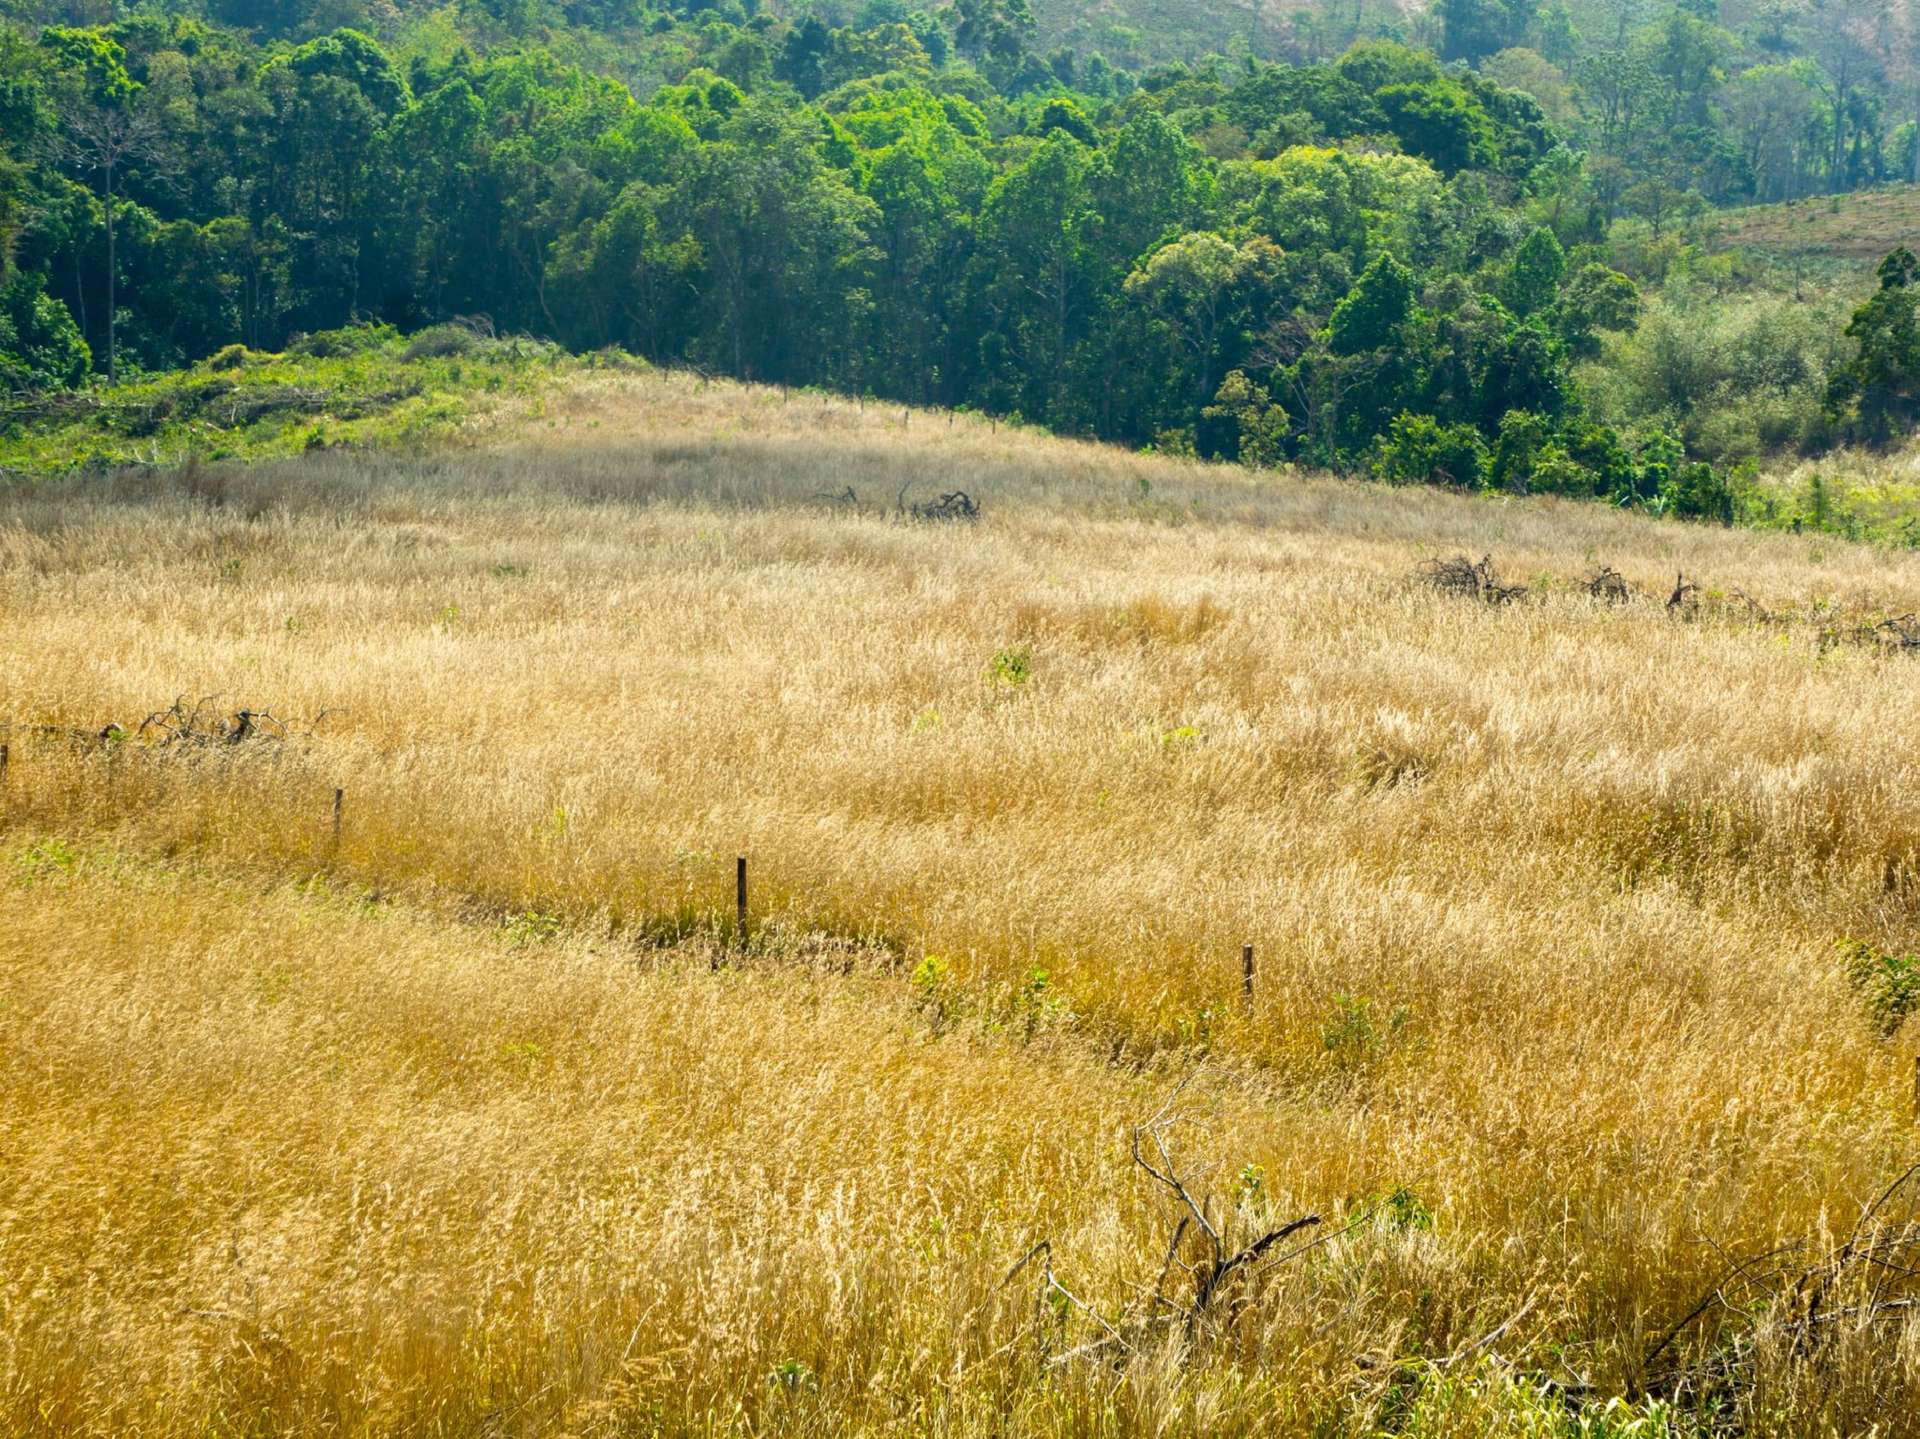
[330,787,343,851]
[1242,944,1255,1011]
[736,854,748,945]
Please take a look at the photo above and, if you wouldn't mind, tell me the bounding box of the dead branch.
[1867,614,1920,651]
[1129,1079,1322,1340]
[1001,1075,1325,1370]
[1639,1164,1920,1413]
[1583,565,1633,604]
[1419,554,1525,605]
[1439,1293,1539,1367]
[896,482,980,522]
[1728,588,1778,625]
[1666,571,1701,616]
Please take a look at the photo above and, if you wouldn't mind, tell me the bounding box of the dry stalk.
[1010,1075,1323,1370]
[1666,571,1701,616]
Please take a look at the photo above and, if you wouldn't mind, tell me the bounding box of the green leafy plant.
[910,953,950,999]
[1236,1163,1266,1203]
[1322,993,1412,1065]
[768,1358,816,1392]
[502,910,562,947]
[1378,1185,1434,1232]
[1015,965,1065,1039]
[15,838,79,881]
[985,646,1032,688]
[1840,939,1920,1036]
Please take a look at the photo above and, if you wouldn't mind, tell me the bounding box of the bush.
[1557,418,1634,498]
[201,344,260,372]
[1489,409,1549,493]
[0,274,90,393]
[1371,411,1487,488]
[1660,458,1734,522]
[1841,940,1920,1037]
[288,322,400,359]
[1527,444,1603,498]
[1204,370,1290,468]
[401,323,484,362]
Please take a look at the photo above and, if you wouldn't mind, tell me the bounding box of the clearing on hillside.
[1706,183,1920,267]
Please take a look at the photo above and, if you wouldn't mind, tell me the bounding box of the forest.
[6,0,1920,515]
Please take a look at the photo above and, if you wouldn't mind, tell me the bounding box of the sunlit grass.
[3,370,1918,1434]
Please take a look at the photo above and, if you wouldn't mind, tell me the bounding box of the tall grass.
[2,370,1918,1434]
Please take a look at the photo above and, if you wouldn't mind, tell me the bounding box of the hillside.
[1705,184,1920,267]
[4,373,1920,1435]
[1030,0,1308,64]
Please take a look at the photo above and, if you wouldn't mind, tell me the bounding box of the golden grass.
[4,369,1920,1434]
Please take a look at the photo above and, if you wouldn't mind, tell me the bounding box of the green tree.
[968,134,1098,420]
[950,0,1034,62]
[1329,252,1413,355]
[1489,408,1549,491]
[1124,232,1282,403]
[1553,262,1639,358]
[0,271,90,390]
[1827,246,1920,443]
[1375,80,1498,175]
[1436,0,1540,65]
[49,97,171,384]
[1504,226,1564,318]
[1204,368,1291,466]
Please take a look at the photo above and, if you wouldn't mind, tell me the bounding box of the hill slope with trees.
[6,0,1920,529]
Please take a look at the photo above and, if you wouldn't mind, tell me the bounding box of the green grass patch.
[0,325,584,480]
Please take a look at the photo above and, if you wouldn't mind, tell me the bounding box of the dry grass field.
[4,370,1920,1435]
[1705,184,1920,267]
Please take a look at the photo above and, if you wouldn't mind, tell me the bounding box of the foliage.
[1827,247,1920,444]
[0,271,88,391]
[1,0,1917,531]
[1373,411,1487,488]
[1840,939,1920,1037]
[0,324,559,474]
[1203,368,1289,466]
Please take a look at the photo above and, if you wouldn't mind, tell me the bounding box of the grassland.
[1703,184,1920,268]
[4,370,1920,1435]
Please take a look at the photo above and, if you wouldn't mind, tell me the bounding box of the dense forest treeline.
[7,0,1920,516]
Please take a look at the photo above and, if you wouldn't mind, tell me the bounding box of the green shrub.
[401,323,484,362]
[0,274,90,392]
[1321,992,1411,1064]
[1841,939,1920,1037]
[288,322,400,359]
[986,646,1032,687]
[1371,412,1487,489]
[1489,409,1549,493]
[202,344,257,372]
[1660,459,1734,523]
